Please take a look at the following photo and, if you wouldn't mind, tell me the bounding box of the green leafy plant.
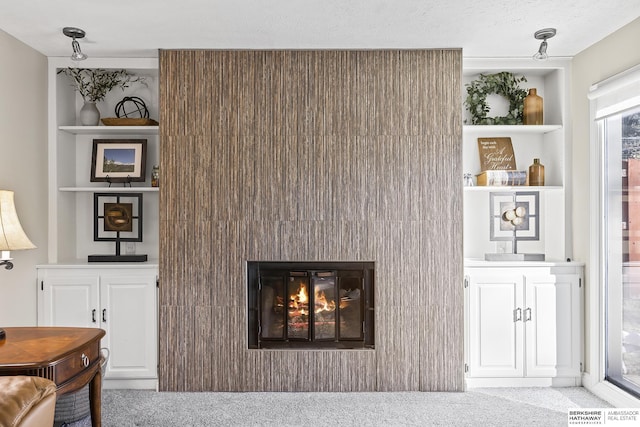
[464,72,528,125]
[57,68,145,103]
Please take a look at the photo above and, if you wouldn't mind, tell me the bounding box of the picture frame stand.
[105,175,133,188]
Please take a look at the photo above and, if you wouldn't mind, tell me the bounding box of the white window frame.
[587,63,640,406]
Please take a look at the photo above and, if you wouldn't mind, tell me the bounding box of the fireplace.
[247,262,375,349]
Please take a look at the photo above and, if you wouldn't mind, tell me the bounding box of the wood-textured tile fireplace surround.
[159,49,462,392]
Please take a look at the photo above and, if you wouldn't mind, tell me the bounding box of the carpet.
[99,387,612,426]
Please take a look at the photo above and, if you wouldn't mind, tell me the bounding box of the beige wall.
[0,29,47,326]
[571,17,640,373]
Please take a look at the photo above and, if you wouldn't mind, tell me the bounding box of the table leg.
[89,369,102,427]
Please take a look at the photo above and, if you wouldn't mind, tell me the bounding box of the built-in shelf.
[59,126,159,135]
[463,125,562,135]
[59,187,159,193]
[462,60,570,261]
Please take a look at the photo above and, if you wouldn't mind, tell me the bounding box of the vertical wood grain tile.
[159,49,463,392]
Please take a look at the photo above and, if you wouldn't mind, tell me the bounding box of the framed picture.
[91,139,147,183]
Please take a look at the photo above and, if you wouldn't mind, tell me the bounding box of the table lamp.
[0,190,36,341]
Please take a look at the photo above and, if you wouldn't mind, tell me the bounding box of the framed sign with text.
[477,137,516,171]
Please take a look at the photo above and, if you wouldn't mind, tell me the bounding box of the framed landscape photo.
[91,139,147,183]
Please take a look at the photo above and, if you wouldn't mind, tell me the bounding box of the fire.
[289,284,309,315]
[292,286,309,307]
[315,290,336,313]
[288,283,337,325]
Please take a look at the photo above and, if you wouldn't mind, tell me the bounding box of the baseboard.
[466,377,581,388]
[103,378,158,390]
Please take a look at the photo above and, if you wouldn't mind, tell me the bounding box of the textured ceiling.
[0,0,638,58]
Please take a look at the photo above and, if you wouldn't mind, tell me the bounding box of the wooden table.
[0,327,106,427]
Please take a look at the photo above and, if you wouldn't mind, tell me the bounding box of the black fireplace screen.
[248,262,374,349]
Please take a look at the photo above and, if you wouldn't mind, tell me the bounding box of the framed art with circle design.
[485,191,544,261]
[489,191,539,243]
[89,192,146,262]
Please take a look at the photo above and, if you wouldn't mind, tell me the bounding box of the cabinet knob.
[92,309,96,323]
[524,307,532,322]
[81,353,90,367]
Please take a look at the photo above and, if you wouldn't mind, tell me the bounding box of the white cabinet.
[464,261,583,387]
[39,272,100,328]
[467,273,523,378]
[37,264,158,389]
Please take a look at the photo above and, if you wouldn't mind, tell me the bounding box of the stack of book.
[476,170,527,186]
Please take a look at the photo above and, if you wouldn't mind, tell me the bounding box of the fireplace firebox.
[247,262,374,349]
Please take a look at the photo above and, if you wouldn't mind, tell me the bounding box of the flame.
[289,284,309,315]
[297,286,308,304]
[315,290,336,313]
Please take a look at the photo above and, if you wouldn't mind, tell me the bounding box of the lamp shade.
[0,190,36,251]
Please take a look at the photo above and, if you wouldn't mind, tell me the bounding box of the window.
[591,64,640,398]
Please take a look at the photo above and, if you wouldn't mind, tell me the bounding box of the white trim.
[584,375,640,408]
[466,377,581,388]
[587,64,640,407]
[588,96,605,391]
[102,378,158,390]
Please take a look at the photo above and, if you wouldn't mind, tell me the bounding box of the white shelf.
[464,185,562,192]
[463,125,562,135]
[59,126,159,135]
[37,260,160,268]
[59,187,159,193]
[464,258,584,267]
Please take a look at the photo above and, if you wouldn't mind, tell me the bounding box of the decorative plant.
[464,72,528,125]
[57,68,146,103]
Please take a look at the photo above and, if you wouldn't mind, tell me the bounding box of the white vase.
[79,101,100,126]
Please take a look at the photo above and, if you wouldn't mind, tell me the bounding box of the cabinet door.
[524,274,581,377]
[39,272,100,328]
[100,272,157,379]
[467,272,524,377]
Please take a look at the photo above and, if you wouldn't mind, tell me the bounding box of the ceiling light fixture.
[63,27,88,61]
[532,28,556,61]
